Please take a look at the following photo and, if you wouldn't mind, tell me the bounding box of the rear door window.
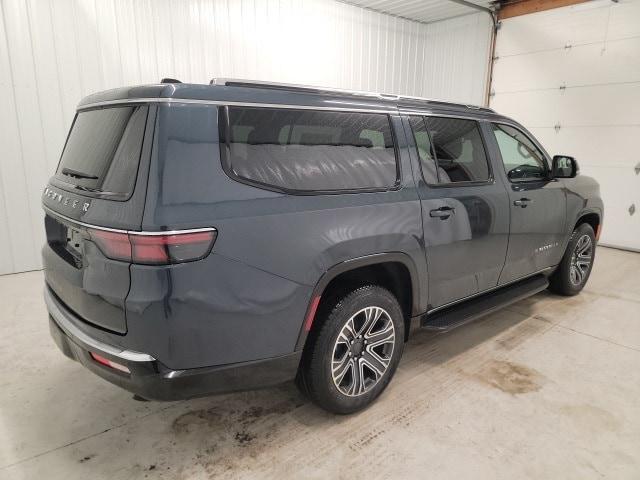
[423,116,490,184]
[55,106,148,200]
[221,107,398,192]
[408,116,491,185]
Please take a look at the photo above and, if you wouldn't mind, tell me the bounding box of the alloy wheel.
[331,306,395,397]
[570,234,593,286]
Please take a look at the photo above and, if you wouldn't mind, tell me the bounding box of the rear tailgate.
[42,104,155,334]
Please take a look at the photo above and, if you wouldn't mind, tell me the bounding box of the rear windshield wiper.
[61,167,99,180]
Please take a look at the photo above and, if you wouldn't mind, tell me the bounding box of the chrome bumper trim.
[44,287,155,362]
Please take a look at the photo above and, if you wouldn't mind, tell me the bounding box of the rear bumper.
[46,288,301,401]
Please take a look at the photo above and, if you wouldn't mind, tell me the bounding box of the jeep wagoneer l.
[43,79,603,413]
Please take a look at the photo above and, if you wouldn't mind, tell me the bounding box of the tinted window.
[424,117,490,184]
[56,106,148,199]
[492,123,547,181]
[408,117,438,184]
[222,107,398,192]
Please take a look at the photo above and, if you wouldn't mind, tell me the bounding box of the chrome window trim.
[43,205,216,236]
[401,110,494,122]
[77,97,398,115]
[403,112,537,145]
[45,287,156,362]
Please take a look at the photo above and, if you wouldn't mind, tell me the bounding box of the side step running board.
[422,274,549,332]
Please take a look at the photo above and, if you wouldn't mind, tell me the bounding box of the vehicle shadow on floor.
[25,291,560,478]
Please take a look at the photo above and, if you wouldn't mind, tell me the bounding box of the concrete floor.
[1,246,639,480]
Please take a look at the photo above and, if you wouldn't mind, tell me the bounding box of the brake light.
[89,228,216,265]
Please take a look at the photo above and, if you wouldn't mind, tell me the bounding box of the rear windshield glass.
[221,107,398,192]
[56,106,148,199]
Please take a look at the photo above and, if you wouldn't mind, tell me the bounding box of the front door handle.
[430,206,455,220]
[513,198,532,208]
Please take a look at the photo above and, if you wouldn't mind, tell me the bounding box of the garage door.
[490,0,640,251]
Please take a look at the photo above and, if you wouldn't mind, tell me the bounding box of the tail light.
[89,228,216,265]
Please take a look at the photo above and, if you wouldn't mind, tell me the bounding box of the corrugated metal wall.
[0,0,492,274]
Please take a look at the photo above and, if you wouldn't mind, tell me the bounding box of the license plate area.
[45,215,84,268]
[66,226,84,260]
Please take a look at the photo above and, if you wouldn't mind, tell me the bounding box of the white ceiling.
[342,0,495,23]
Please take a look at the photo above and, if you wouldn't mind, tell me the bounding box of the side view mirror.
[552,155,579,178]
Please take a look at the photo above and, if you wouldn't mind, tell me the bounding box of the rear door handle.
[429,206,455,220]
[513,198,532,208]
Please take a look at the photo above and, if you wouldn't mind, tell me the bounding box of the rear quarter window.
[220,107,399,193]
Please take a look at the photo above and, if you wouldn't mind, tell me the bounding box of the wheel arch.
[294,252,421,351]
[574,209,602,239]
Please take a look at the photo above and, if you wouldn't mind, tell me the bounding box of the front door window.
[492,123,547,181]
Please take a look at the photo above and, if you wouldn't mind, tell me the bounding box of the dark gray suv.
[42,79,603,413]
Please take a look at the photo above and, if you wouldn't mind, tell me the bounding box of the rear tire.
[549,223,596,296]
[299,285,404,414]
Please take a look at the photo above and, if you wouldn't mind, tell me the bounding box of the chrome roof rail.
[210,77,399,100]
[209,78,494,112]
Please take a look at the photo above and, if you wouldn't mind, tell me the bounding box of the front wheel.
[299,285,405,414]
[549,223,596,296]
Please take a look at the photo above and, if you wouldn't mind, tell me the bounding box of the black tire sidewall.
[304,285,405,414]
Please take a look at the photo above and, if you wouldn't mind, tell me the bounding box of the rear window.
[56,106,148,199]
[220,107,398,192]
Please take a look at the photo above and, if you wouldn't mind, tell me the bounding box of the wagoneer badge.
[43,187,89,212]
